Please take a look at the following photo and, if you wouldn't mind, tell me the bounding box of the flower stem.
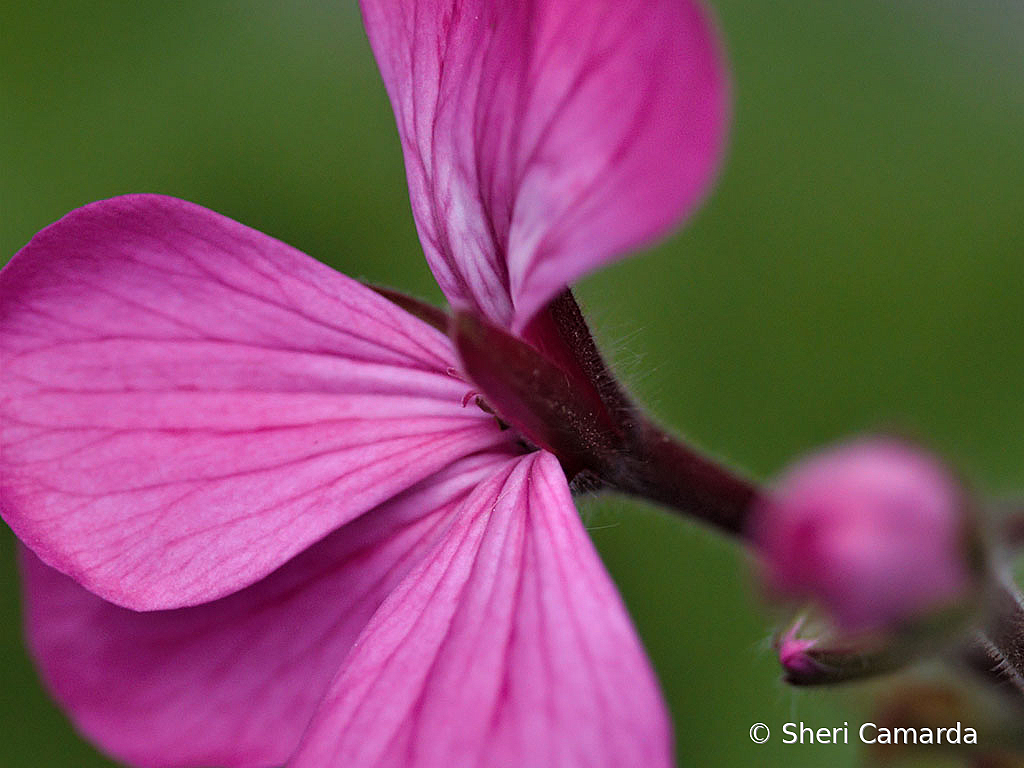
[457,292,762,537]
[964,584,1024,700]
[531,291,761,535]
[602,416,759,536]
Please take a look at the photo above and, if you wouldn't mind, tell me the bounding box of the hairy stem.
[605,417,759,536]
[964,584,1024,700]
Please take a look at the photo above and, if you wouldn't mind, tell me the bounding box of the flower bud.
[776,619,823,681]
[752,438,976,634]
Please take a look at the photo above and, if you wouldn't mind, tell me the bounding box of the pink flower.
[752,438,974,634]
[0,2,726,766]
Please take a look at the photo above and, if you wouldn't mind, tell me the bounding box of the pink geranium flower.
[0,1,727,766]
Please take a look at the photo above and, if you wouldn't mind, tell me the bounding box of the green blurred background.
[2,1,1022,765]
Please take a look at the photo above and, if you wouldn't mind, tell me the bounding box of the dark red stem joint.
[453,290,759,537]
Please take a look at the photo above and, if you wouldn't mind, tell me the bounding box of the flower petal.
[289,451,672,768]
[21,454,508,768]
[0,195,511,609]
[361,0,728,331]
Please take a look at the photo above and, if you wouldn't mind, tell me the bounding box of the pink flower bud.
[776,620,823,680]
[752,438,974,633]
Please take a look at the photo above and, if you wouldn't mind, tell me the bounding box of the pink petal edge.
[289,451,673,768]
[361,0,729,331]
[0,195,512,610]
[21,453,513,768]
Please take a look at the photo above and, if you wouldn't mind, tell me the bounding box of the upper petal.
[289,451,672,768]
[21,454,506,768]
[0,195,511,609]
[361,0,729,331]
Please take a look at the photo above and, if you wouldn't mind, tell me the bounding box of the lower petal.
[289,451,672,768]
[21,455,507,768]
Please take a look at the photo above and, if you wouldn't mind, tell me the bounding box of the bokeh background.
[2,1,1023,765]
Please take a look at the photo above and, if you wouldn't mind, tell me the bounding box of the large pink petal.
[361,0,728,331]
[21,454,510,768]
[289,451,672,768]
[0,195,512,609]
